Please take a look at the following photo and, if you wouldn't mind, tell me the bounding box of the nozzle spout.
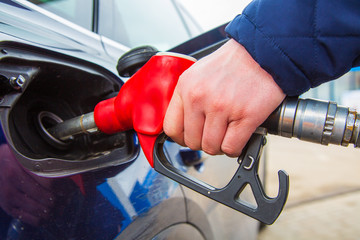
[47,112,98,141]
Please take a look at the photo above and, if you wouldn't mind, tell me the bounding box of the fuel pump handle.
[47,51,360,224]
[93,52,196,166]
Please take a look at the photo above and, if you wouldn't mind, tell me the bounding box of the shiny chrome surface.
[293,99,330,144]
[351,113,360,147]
[278,97,298,138]
[277,98,360,148]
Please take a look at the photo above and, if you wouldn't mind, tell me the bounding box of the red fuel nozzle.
[93,53,196,166]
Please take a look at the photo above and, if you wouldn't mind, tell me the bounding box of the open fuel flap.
[0,42,138,177]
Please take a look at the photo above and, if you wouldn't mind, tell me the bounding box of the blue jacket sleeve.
[225,0,360,96]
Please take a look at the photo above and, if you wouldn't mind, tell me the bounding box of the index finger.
[164,89,185,146]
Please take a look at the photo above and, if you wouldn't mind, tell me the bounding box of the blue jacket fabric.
[225,0,360,96]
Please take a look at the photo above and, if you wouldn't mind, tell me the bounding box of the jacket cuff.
[225,14,311,96]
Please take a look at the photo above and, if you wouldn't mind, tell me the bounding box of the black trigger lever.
[153,132,289,225]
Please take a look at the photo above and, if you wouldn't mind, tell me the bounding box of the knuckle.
[184,137,201,151]
[167,134,185,147]
[187,89,205,105]
[202,147,219,156]
[163,121,185,146]
[209,100,226,113]
[202,139,221,156]
[163,122,174,137]
[221,144,240,157]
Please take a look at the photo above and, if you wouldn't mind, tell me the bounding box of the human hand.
[164,39,285,157]
[0,144,56,226]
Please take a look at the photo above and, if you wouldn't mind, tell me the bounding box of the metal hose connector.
[274,98,360,148]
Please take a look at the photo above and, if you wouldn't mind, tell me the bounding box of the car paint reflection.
[0,125,181,239]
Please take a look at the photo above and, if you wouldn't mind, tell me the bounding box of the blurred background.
[177,0,251,32]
